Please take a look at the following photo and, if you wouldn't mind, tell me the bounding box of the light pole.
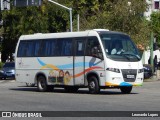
[48,0,73,32]
[150,0,154,72]
[77,14,79,31]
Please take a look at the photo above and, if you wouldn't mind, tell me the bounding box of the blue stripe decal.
[37,58,101,69]
[37,58,46,66]
[120,82,132,86]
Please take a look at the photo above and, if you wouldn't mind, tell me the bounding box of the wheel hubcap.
[39,80,45,89]
[89,81,95,89]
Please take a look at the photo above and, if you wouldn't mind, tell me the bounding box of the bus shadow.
[10,86,138,95]
[9,86,37,92]
[53,89,138,95]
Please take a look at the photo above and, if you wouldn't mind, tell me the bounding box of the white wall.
[142,49,160,64]
[144,0,160,20]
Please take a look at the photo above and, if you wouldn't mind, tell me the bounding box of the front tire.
[120,86,132,94]
[37,76,53,92]
[88,76,100,94]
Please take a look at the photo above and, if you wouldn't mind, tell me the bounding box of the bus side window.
[26,41,35,57]
[76,40,84,56]
[50,40,57,56]
[34,41,41,57]
[86,37,101,57]
[40,40,47,56]
[57,39,72,56]
[86,38,93,56]
[17,41,27,57]
[18,41,38,57]
[62,39,72,56]
[40,39,58,57]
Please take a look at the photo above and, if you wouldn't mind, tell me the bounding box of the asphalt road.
[0,79,160,120]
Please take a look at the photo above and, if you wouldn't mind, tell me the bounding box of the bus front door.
[74,39,85,85]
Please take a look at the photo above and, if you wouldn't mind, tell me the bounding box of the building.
[144,0,160,20]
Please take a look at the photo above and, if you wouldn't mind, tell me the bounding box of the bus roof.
[19,29,127,40]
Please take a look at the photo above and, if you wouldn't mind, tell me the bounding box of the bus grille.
[121,69,137,82]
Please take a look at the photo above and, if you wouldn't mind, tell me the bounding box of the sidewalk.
[144,74,160,82]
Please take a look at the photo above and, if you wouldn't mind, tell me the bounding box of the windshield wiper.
[121,54,131,60]
[115,54,130,60]
[122,53,140,60]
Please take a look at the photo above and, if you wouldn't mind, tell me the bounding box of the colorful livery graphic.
[15,29,144,94]
[38,58,103,85]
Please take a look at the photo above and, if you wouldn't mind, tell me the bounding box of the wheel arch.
[35,72,48,84]
[85,71,100,85]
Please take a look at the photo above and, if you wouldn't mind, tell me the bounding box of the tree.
[69,0,150,47]
[108,0,150,46]
[150,12,160,45]
[1,4,49,62]
[0,0,151,62]
[45,0,69,32]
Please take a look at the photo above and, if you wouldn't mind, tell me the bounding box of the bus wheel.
[120,86,132,94]
[64,86,79,93]
[88,76,100,94]
[37,76,53,92]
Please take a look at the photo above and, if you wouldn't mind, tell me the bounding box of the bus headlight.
[138,69,144,73]
[106,68,120,73]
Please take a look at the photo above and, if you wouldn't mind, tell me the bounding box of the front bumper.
[105,81,143,87]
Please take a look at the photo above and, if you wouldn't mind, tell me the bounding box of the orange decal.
[40,64,60,71]
[105,82,119,86]
[72,66,102,78]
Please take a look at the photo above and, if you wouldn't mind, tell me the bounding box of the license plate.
[127,75,135,79]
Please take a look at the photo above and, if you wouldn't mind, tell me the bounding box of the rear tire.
[88,76,100,94]
[37,76,53,92]
[120,86,132,94]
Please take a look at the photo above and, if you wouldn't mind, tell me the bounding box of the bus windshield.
[100,33,141,62]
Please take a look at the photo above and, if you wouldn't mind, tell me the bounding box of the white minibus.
[15,29,144,94]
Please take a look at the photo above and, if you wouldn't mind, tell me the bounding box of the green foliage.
[151,12,160,45]
[0,62,4,70]
[0,0,153,61]
[71,0,151,48]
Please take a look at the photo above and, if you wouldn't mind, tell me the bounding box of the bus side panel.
[84,56,105,86]
[16,58,37,83]
[16,57,74,85]
[36,57,74,86]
